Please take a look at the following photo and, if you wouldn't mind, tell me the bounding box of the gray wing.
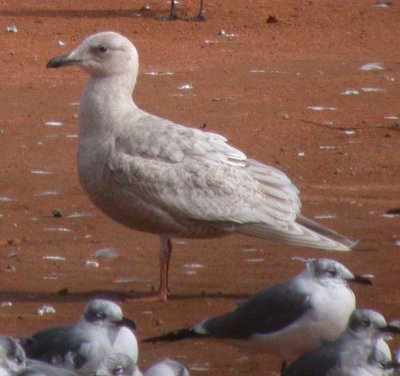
[198,280,311,338]
[22,326,87,366]
[24,360,79,376]
[108,112,300,229]
[283,342,341,376]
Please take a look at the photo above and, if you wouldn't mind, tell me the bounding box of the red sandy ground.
[1,1,400,374]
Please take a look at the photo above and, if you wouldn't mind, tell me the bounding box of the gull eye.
[96,311,107,319]
[327,269,337,277]
[113,365,124,375]
[98,45,108,53]
[361,319,370,327]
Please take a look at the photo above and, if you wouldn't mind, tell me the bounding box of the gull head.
[366,347,392,373]
[308,258,372,286]
[0,336,26,373]
[348,309,400,339]
[95,353,139,376]
[145,359,190,376]
[82,299,136,330]
[47,31,139,79]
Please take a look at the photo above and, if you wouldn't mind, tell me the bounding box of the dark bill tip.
[46,55,81,69]
[114,317,136,330]
[381,324,400,334]
[386,361,400,370]
[351,275,373,285]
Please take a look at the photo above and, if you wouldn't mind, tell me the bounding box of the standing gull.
[282,309,400,376]
[144,258,371,373]
[46,31,356,301]
[22,299,137,375]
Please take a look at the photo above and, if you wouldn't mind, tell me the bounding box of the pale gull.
[144,258,371,373]
[95,353,189,376]
[22,299,137,375]
[282,309,400,376]
[46,31,356,301]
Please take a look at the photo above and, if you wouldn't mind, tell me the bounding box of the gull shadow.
[0,290,251,303]
[0,8,178,20]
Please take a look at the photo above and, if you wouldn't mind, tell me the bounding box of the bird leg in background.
[158,235,172,300]
[192,0,205,21]
[168,0,178,20]
[280,360,287,375]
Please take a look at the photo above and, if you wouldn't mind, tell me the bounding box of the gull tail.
[237,215,357,252]
[143,328,205,343]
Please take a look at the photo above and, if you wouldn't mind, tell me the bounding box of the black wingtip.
[143,327,205,343]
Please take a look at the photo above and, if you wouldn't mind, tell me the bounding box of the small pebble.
[360,62,384,71]
[341,90,359,95]
[58,288,69,296]
[37,305,56,316]
[266,15,278,23]
[0,302,12,308]
[156,318,164,326]
[93,248,118,259]
[52,209,63,218]
[6,25,17,33]
[178,84,193,90]
[84,260,100,268]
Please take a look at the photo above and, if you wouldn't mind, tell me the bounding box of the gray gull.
[282,309,400,376]
[22,299,137,375]
[144,258,371,372]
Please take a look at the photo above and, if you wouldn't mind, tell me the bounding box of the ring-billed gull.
[282,309,400,376]
[144,258,371,373]
[46,31,356,301]
[22,299,137,375]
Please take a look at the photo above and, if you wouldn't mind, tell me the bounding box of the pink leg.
[158,235,172,300]
[127,236,172,302]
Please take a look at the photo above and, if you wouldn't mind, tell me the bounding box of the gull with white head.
[46,31,356,301]
[0,337,26,375]
[22,299,137,375]
[282,309,400,376]
[144,258,371,373]
[95,353,189,376]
